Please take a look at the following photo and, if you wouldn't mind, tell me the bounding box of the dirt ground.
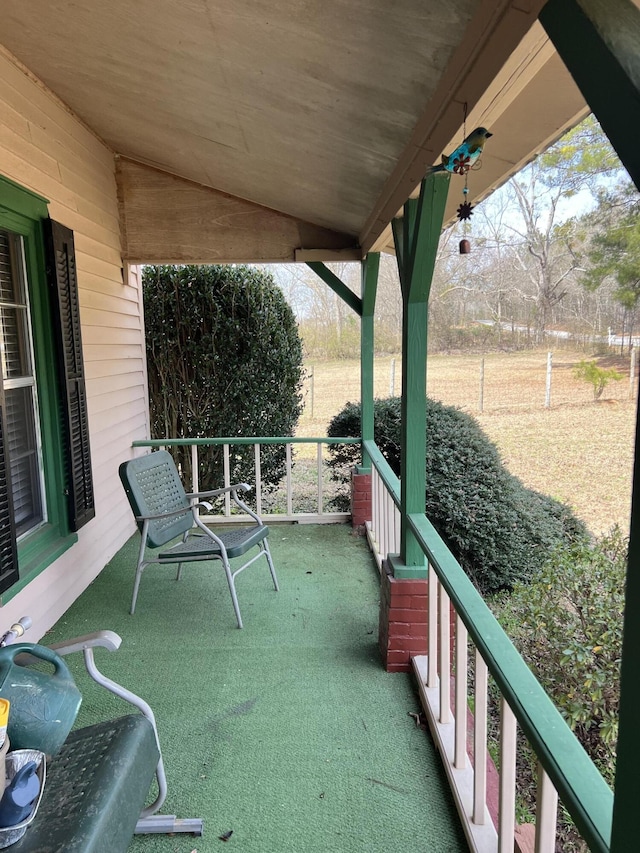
[297,350,638,536]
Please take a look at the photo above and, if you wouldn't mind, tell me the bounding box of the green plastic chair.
[119,451,279,628]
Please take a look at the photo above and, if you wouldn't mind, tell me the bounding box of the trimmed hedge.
[327,397,587,593]
[143,264,304,492]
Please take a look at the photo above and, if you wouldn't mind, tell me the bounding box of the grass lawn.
[296,349,637,536]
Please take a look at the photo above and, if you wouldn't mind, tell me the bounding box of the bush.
[492,529,625,850]
[494,528,625,785]
[573,359,623,399]
[143,265,304,491]
[327,397,587,592]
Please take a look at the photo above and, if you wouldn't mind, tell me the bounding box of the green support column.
[391,174,450,578]
[360,253,380,471]
[540,1,640,849]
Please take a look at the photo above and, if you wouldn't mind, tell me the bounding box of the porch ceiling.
[2,0,586,262]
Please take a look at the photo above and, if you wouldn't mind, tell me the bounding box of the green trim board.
[0,176,78,594]
[364,433,611,847]
[360,253,380,470]
[394,173,450,569]
[540,0,640,192]
[133,436,360,447]
[0,174,49,220]
[407,510,612,853]
[306,262,363,315]
[539,2,640,849]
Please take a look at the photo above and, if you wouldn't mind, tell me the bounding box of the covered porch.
[0,0,639,850]
[45,523,467,853]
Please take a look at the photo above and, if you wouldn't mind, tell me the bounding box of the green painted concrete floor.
[46,523,467,853]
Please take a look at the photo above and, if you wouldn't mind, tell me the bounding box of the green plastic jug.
[0,643,82,756]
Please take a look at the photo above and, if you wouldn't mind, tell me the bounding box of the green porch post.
[540,0,640,848]
[360,253,380,470]
[391,174,450,578]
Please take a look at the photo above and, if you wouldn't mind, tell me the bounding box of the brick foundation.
[379,560,455,673]
[351,469,371,528]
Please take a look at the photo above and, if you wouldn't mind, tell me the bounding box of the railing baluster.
[316,442,323,515]
[535,765,558,853]
[385,490,393,560]
[190,445,199,495]
[371,468,378,541]
[393,503,400,558]
[428,564,438,689]
[499,700,517,853]
[223,444,231,516]
[286,443,293,516]
[454,615,467,770]
[473,652,488,825]
[439,583,451,724]
[379,487,387,561]
[254,443,262,516]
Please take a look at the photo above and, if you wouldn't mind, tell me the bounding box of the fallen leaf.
[219,830,233,842]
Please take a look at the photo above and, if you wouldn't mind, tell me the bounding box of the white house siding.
[0,46,149,638]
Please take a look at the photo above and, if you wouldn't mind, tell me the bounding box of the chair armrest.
[186,483,251,500]
[135,505,196,522]
[48,630,123,656]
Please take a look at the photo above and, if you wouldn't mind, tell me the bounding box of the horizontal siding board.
[80,306,141,330]
[88,383,146,414]
[85,359,146,380]
[0,146,78,210]
[83,343,145,360]
[89,398,148,431]
[91,409,149,447]
[73,232,123,267]
[28,123,117,198]
[0,121,62,179]
[82,325,145,345]
[0,49,150,638]
[0,49,113,166]
[57,162,119,219]
[46,203,121,249]
[86,370,146,397]
[75,251,127,283]
[0,97,31,140]
[79,287,141,316]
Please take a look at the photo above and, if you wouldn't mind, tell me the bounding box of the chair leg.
[220,557,244,629]
[262,540,279,591]
[176,563,184,581]
[130,533,150,615]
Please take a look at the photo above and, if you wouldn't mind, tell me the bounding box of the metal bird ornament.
[429,127,493,175]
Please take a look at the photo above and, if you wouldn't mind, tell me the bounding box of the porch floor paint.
[46,523,467,853]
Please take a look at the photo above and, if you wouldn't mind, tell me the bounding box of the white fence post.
[545,351,552,409]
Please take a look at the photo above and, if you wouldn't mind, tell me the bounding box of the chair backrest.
[119,451,193,548]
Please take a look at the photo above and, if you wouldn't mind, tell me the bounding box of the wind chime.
[432,103,492,254]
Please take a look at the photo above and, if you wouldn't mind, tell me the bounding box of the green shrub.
[143,265,304,491]
[573,359,623,399]
[494,528,625,785]
[327,397,587,592]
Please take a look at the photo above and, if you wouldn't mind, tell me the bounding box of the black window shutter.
[0,391,19,593]
[43,219,95,531]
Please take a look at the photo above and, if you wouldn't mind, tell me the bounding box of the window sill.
[1,526,77,603]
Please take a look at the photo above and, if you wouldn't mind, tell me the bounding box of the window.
[0,175,95,595]
[0,230,45,538]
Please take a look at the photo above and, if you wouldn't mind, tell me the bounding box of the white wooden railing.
[132,437,359,524]
[362,439,612,853]
[367,462,401,574]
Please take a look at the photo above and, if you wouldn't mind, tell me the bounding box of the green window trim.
[0,173,94,595]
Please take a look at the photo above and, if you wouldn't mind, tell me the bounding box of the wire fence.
[299,348,638,431]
